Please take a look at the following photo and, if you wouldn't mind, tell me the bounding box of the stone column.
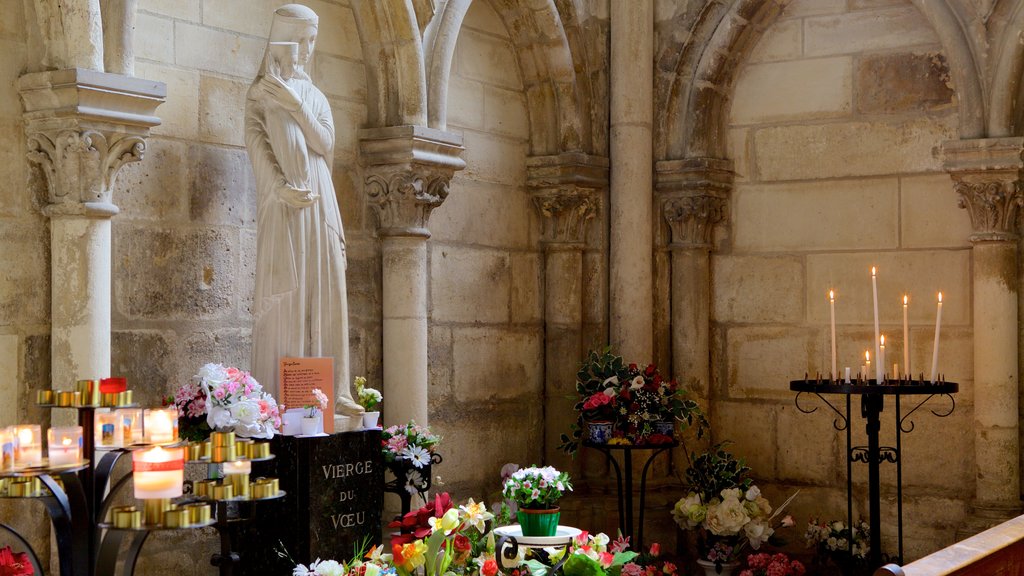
[943,138,1023,532]
[18,68,164,404]
[609,0,653,362]
[359,125,465,427]
[527,153,608,467]
[656,158,731,403]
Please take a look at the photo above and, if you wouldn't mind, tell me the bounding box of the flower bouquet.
[804,518,870,575]
[355,376,382,428]
[738,552,805,576]
[382,421,440,468]
[195,363,281,439]
[559,347,706,455]
[502,465,572,536]
[672,444,797,574]
[166,379,212,442]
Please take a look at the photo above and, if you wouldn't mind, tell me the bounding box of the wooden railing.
[874,515,1024,576]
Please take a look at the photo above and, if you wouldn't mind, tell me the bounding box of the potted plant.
[672,443,797,576]
[301,388,328,435]
[501,465,572,536]
[354,376,382,429]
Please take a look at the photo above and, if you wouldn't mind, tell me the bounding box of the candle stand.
[790,377,957,569]
[0,390,284,576]
[582,440,677,549]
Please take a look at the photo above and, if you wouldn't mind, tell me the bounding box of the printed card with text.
[280,357,335,434]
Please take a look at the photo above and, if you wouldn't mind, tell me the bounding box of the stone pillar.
[359,126,465,427]
[18,68,164,405]
[609,0,653,362]
[527,153,608,467]
[943,138,1023,532]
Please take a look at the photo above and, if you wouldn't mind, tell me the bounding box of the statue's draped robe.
[245,77,355,412]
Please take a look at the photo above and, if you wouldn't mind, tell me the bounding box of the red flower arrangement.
[739,552,805,576]
[387,492,454,546]
[0,546,33,576]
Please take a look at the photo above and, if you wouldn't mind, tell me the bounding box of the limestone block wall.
[428,0,545,501]
[715,0,971,560]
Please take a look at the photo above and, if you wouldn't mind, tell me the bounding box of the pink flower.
[662,563,676,575]
[781,515,795,528]
[609,535,630,553]
[621,564,644,576]
[649,543,660,556]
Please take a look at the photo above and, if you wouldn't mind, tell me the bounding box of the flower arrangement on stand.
[501,466,573,536]
[804,518,870,575]
[737,553,805,576]
[382,422,442,502]
[355,376,382,429]
[170,363,281,440]
[672,443,798,576]
[301,388,329,435]
[559,347,706,455]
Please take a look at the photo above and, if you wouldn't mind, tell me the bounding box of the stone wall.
[716,0,971,560]
[428,0,545,500]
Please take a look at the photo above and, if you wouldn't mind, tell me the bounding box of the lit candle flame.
[880,335,885,346]
[829,289,834,301]
[904,294,908,306]
[938,292,943,303]
[872,266,876,277]
[17,428,33,445]
[865,350,870,362]
[61,437,72,447]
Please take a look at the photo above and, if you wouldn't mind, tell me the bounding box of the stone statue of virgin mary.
[245,4,363,419]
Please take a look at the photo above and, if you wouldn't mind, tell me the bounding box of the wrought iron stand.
[790,378,957,569]
[583,441,678,549]
[383,453,443,517]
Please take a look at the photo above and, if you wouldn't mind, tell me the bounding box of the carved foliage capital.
[953,177,1024,242]
[662,194,727,248]
[364,165,455,234]
[26,128,145,212]
[531,188,599,245]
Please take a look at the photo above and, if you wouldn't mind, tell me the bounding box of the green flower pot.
[517,507,560,537]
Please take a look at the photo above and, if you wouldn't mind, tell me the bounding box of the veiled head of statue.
[269,4,318,70]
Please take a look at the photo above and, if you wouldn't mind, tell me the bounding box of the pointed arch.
[424,0,472,130]
[351,0,428,127]
[988,0,1024,136]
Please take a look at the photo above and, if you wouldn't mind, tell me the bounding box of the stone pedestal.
[18,68,164,418]
[943,137,1024,534]
[359,125,465,428]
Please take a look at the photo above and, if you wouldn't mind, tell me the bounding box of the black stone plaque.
[231,430,383,574]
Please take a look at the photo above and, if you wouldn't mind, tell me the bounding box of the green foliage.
[563,553,605,576]
[685,442,752,501]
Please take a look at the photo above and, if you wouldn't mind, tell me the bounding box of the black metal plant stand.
[383,452,443,516]
[582,440,677,550]
[790,377,957,569]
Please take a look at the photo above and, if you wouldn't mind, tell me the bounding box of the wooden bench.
[875,516,1024,575]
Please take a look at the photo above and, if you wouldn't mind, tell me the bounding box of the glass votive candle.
[0,428,14,471]
[132,446,184,499]
[95,411,123,448]
[143,408,178,444]
[116,408,144,445]
[47,426,83,466]
[13,425,42,467]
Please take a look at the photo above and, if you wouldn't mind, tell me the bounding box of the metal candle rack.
[790,375,957,569]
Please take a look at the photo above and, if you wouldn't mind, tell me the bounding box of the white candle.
[872,267,881,382]
[133,446,184,499]
[893,363,899,378]
[829,290,837,379]
[865,350,871,381]
[224,459,252,476]
[144,408,179,444]
[844,367,851,384]
[47,426,83,466]
[931,292,943,383]
[879,335,886,381]
[903,295,910,379]
[14,425,42,467]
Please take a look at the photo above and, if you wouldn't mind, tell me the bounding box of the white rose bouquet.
[672,444,797,568]
[196,363,281,439]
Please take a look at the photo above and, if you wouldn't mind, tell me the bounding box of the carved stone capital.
[662,194,727,248]
[359,125,465,237]
[531,189,599,245]
[527,153,609,246]
[942,138,1024,242]
[954,179,1024,242]
[18,68,165,217]
[655,157,733,248]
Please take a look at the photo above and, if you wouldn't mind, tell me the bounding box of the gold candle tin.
[117,391,133,406]
[186,442,204,461]
[143,498,171,526]
[163,508,191,528]
[211,483,234,500]
[194,479,217,498]
[235,439,253,457]
[10,478,39,497]
[112,506,142,529]
[76,379,101,406]
[252,477,280,499]
[101,393,118,407]
[36,390,54,405]
[56,391,81,407]
[210,432,236,463]
[184,502,211,525]
[249,442,270,459]
[228,473,250,499]
[211,431,235,446]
